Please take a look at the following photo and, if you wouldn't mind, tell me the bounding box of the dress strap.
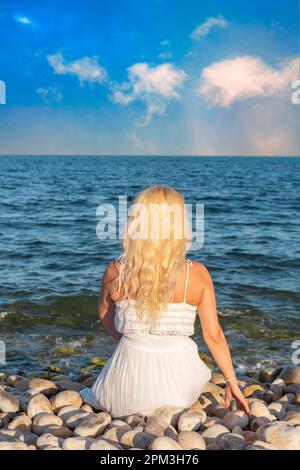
[183,259,192,302]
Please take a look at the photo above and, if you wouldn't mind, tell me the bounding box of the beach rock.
[257,422,300,450]
[202,416,223,429]
[222,411,249,431]
[263,390,274,404]
[242,384,264,398]
[102,426,131,443]
[0,390,19,412]
[62,409,92,429]
[125,415,145,428]
[109,419,132,429]
[198,396,213,413]
[211,373,226,386]
[74,412,111,438]
[144,416,175,437]
[211,405,228,419]
[50,390,82,411]
[0,429,23,440]
[284,411,300,426]
[8,414,32,432]
[249,399,273,419]
[268,402,286,420]
[56,381,85,392]
[22,432,38,445]
[219,433,247,450]
[81,403,94,413]
[201,424,229,444]
[150,436,182,450]
[62,436,94,450]
[28,378,57,397]
[18,395,30,413]
[177,431,206,450]
[0,441,28,450]
[89,438,122,450]
[206,443,220,450]
[270,378,285,401]
[32,412,63,435]
[250,440,277,450]
[202,382,225,406]
[0,412,16,427]
[148,406,185,427]
[120,429,154,449]
[177,409,206,432]
[42,425,73,438]
[278,366,300,385]
[36,433,64,449]
[249,416,272,432]
[81,376,96,387]
[7,375,30,389]
[258,367,281,383]
[27,393,53,418]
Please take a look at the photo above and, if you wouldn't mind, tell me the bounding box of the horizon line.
[0,154,299,158]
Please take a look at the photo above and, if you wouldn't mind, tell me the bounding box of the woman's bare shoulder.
[102,259,121,284]
[190,261,213,285]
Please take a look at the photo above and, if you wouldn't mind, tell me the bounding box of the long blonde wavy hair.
[119,186,192,324]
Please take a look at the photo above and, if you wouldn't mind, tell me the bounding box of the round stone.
[219,433,247,450]
[177,409,207,432]
[0,391,19,412]
[177,431,206,450]
[120,429,154,449]
[279,366,300,385]
[89,439,122,450]
[259,423,300,450]
[28,378,57,397]
[249,399,273,419]
[8,414,32,432]
[150,436,182,450]
[62,436,95,450]
[27,393,53,418]
[74,412,111,438]
[36,433,64,449]
[201,424,229,444]
[222,410,249,430]
[50,390,83,411]
[32,412,63,435]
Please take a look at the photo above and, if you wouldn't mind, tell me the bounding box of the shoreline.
[0,361,299,450]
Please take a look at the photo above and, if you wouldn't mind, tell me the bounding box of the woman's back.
[114,258,199,336]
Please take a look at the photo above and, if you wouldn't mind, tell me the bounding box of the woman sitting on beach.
[80,186,249,418]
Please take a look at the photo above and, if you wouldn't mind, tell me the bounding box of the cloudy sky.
[0,0,299,155]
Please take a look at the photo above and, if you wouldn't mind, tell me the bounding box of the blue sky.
[0,0,299,155]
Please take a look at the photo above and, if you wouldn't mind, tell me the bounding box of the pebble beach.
[0,360,300,451]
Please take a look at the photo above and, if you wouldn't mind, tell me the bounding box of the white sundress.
[80,259,212,418]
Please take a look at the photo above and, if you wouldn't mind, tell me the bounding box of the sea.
[0,156,299,375]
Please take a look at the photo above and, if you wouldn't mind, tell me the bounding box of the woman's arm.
[98,262,122,341]
[196,263,249,414]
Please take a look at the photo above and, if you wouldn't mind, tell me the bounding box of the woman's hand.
[225,380,250,414]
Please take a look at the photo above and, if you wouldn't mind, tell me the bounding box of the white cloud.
[14,15,32,25]
[36,86,62,103]
[198,55,299,106]
[110,62,188,124]
[191,15,228,40]
[47,52,107,86]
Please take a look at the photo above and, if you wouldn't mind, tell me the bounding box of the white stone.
[27,393,53,418]
[0,390,19,412]
[177,409,206,432]
[150,436,182,450]
[177,431,206,450]
[50,390,83,411]
[74,412,111,438]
